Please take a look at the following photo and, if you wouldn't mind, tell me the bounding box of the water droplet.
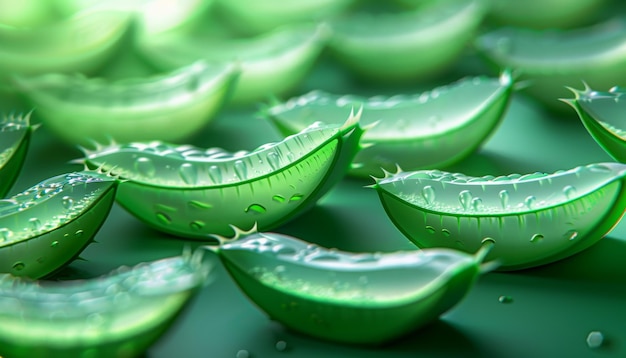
[156,212,172,225]
[290,194,303,201]
[587,164,612,173]
[51,241,59,248]
[62,195,74,209]
[422,185,435,205]
[275,245,297,255]
[75,230,84,238]
[565,230,578,241]
[275,340,287,352]
[459,190,472,210]
[455,240,465,247]
[442,229,451,237]
[135,157,156,178]
[246,204,266,214]
[563,185,577,200]
[530,234,544,243]
[499,190,509,209]
[498,295,513,304]
[36,257,46,264]
[29,217,41,231]
[0,228,12,242]
[586,331,604,349]
[208,165,222,184]
[267,152,280,170]
[425,226,436,234]
[524,195,536,209]
[236,349,250,358]
[273,265,286,280]
[12,262,25,271]
[471,197,483,211]
[272,195,285,203]
[179,163,197,185]
[428,115,440,127]
[234,160,247,180]
[189,221,205,231]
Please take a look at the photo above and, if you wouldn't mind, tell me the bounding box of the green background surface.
[1,42,625,358]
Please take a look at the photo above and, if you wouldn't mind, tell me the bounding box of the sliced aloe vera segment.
[208,232,490,345]
[0,112,35,197]
[0,171,118,279]
[0,251,210,358]
[374,163,626,270]
[81,114,362,239]
[53,0,214,38]
[487,0,608,29]
[215,0,354,34]
[262,72,513,177]
[13,61,237,146]
[137,23,329,104]
[0,11,130,77]
[0,0,58,27]
[328,0,485,82]
[565,85,626,162]
[476,18,626,111]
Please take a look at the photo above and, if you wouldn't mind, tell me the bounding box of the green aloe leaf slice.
[328,0,485,82]
[81,114,362,239]
[0,112,35,197]
[487,0,608,29]
[0,250,211,358]
[54,0,214,38]
[476,18,626,111]
[0,11,130,77]
[262,72,513,177]
[137,23,329,104]
[13,61,238,146]
[214,0,355,34]
[565,85,626,162]
[0,170,118,279]
[208,232,491,345]
[374,163,626,270]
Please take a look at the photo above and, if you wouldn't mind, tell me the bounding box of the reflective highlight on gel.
[137,23,329,104]
[14,61,238,146]
[565,84,626,163]
[0,171,118,279]
[476,18,626,110]
[0,251,211,358]
[0,112,35,197]
[263,71,513,177]
[374,163,626,270]
[208,232,491,345]
[81,114,362,238]
[329,0,485,81]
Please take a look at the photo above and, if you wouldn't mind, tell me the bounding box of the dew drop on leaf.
[179,163,197,185]
[135,157,156,178]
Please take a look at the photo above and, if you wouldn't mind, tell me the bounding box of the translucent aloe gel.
[0,250,211,358]
[81,113,363,238]
[374,163,626,270]
[208,232,493,345]
[0,170,118,279]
